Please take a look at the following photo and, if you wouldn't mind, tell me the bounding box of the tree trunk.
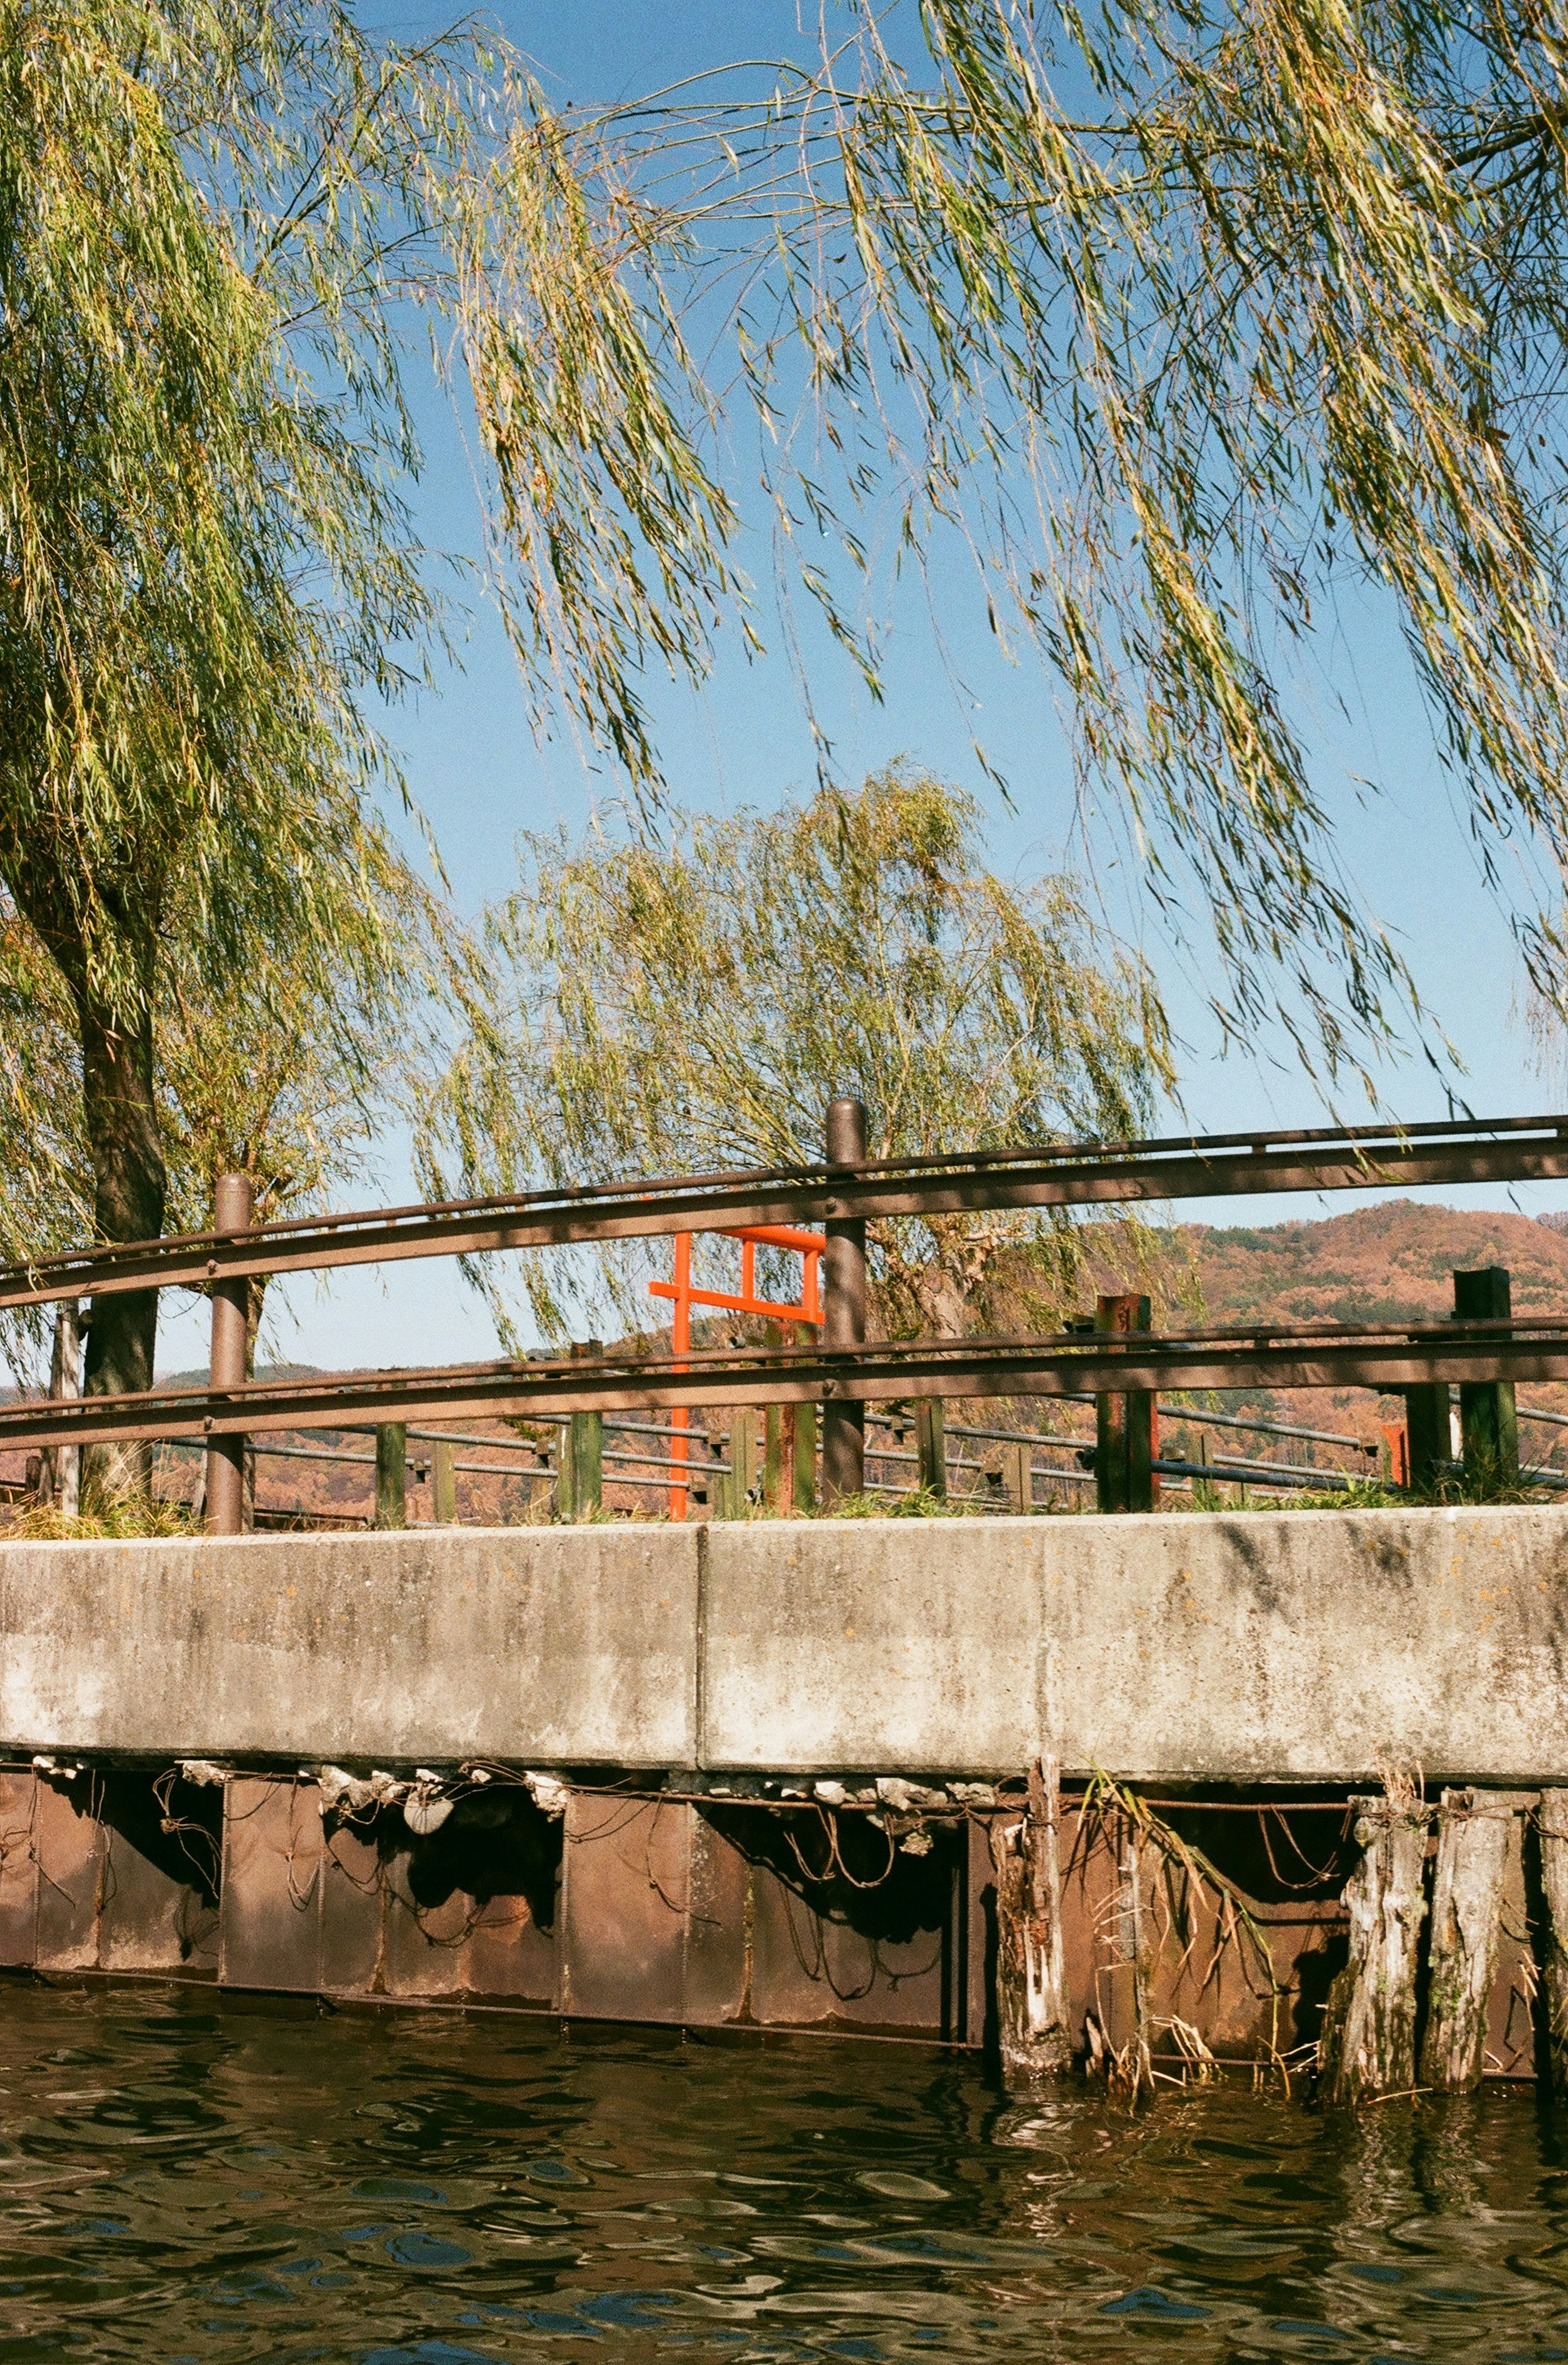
[78,989,165,1501]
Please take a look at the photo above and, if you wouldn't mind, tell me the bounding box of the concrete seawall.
[3,1503,1568,1779]
[4,1506,1568,2064]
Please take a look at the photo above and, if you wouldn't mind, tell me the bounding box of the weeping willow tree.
[477,0,1568,1089]
[0,853,433,1389]
[418,769,1175,1344]
[0,0,737,1459]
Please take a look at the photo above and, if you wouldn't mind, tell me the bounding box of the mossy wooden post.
[1454,1267,1519,1491]
[1095,1294,1153,1512]
[1538,1791,1568,2095]
[1403,1382,1451,1491]
[1419,1788,1510,2091]
[1318,1795,1429,2101]
[374,1423,407,1530]
[988,1755,1071,2082]
[762,1320,800,1512]
[726,1411,757,1516]
[560,1412,603,1521]
[915,1399,947,1498]
[793,1358,818,1514]
[432,1439,457,1525]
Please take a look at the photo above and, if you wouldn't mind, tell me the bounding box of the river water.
[2,1984,1566,2362]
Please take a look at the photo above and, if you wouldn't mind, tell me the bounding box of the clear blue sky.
[157,3,1568,1374]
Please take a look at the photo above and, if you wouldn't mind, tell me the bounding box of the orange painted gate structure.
[648,1226,826,1518]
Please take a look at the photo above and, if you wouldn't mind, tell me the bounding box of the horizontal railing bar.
[11,1319,1568,1451]
[4,1109,1567,1312]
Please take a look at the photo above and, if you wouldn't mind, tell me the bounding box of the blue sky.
[156,3,1568,1373]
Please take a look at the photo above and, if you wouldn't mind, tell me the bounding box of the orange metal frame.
[648,1225,826,1519]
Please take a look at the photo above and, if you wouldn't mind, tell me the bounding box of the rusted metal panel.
[0,1771,37,1965]
[558,1795,692,2024]
[380,1854,471,1998]
[683,1813,749,2027]
[218,1775,323,1992]
[739,1808,962,2038]
[319,1814,383,1995]
[33,1774,104,1971]
[96,1772,220,1976]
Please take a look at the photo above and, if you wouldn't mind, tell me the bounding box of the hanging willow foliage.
[417,768,1175,1344]
[478,0,1568,1085]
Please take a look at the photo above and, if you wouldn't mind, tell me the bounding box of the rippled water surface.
[4,1986,1568,2360]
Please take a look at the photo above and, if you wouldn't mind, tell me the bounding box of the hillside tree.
[417,768,1176,1344]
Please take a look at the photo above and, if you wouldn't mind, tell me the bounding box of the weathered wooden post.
[821,1096,867,1506]
[763,1323,794,1513]
[724,1410,757,1516]
[1454,1266,1519,1490]
[988,1756,1071,2081]
[1537,1791,1568,2096]
[1095,1294,1154,1512]
[374,1423,408,1529]
[559,1412,603,1521]
[793,1381,818,1513]
[1402,1381,1451,1490]
[1318,1792,1429,2101]
[1419,1788,1510,2091]
[1002,1440,1032,1514]
[915,1399,947,1498]
[432,1438,457,1525]
[205,1172,254,1538]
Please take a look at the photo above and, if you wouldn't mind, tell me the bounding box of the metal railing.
[7,1100,1568,1531]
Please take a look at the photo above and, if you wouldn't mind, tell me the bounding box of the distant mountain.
[1183,1199,1568,1326]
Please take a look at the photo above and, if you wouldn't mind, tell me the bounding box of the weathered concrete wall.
[4,1504,1568,1779]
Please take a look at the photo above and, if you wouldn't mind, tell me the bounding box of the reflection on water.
[3,1985,1568,2360]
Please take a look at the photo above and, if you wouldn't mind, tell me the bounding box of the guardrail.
[8,1099,1568,1532]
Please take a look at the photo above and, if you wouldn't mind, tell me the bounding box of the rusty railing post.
[821,1096,867,1506]
[204,1172,254,1537]
[50,1297,84,1518]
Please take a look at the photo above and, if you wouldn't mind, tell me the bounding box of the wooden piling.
[1419,1788,1509,2092]
[988,1755,1071,2081]
[1318,1795,1429,2102]
[1118,1828,1154,2095]
[1537,1790,1568,2096]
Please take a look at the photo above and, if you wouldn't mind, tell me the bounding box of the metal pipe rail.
[5,1108,1568,1314]
[8,1314,1568,1453]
